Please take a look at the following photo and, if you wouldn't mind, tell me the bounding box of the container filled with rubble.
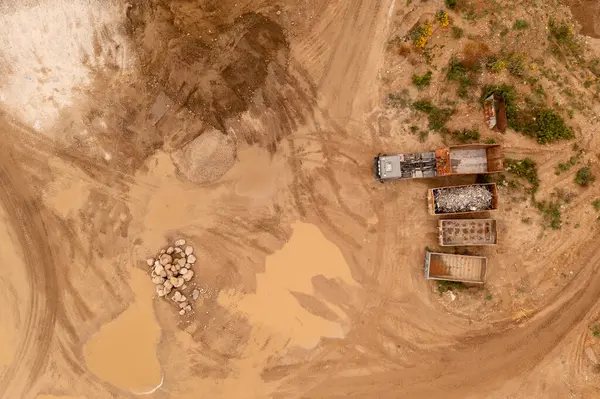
[146,238,201,316]
[427,183,499,215]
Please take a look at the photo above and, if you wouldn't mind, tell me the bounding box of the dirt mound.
[170,129,236,184]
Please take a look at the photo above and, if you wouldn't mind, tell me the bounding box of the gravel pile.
[434,185,493,213]
[146,238,201,316]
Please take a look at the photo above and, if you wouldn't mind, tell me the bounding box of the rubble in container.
[146,238,201,316]
[434,185,493,213]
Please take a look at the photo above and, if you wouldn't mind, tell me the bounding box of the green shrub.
[438,280,463,294]
[513,19,529,30]
[412,100,454,131]
[592,199,600,211]
[412,71,433,89]
[451,128,480,143]
[452,26,464,38]
[445,0,458,9]
[521,110,574,144]
[575,167,595,186]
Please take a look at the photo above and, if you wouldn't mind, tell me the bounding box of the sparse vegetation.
[592,324,600,338]
[412,99,454,131]
[412,71,433,89]
[575,167,595,186]
[555,154,580,174]
[592,199,600,211]
[438,280,464,294]
[536,200,562,230]
[452,26,464,38]
[505,158,540,194]
[447,56,477,98]
[513,19,529,30]
[485,294,493,300]
[387,89,411,108]
[450,128,480,143]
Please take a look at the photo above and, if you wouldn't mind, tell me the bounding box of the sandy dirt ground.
[1,0,600,398]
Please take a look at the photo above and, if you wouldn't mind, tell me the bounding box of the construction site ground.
[1,0,600,398]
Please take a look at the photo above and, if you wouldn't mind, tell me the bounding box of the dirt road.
[0,0,600,398]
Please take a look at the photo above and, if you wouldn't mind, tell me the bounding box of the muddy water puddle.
[83,268,162,393]
[220,221,358,349]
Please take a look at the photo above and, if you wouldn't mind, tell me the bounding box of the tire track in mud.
[0,131,60,399]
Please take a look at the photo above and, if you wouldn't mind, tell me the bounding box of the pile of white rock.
[146,238,200,316]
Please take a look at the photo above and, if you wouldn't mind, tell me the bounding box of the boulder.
[179,302,188,309]
[174,247,182,253]
[164,280,173,290]
[185,246,194,256]
[175,239,186,246]
[146,258,154,266]
[159,270,167,278]
[179,309,186,316]
[152,276,166,285]
[187,254,197,264]
[182,270,194,282]
[166,246,174,254]
[160,249,166,254]
[184,305,192,312]
[159,254,173,265]
[172,291,182,302]
[192,289,200,300]
[177,258,186,267]
[180,268,188,275]
[156,285,166,297]
[173,277,185,288]
[180,295,187,302]
[166,270,174,278]
[154,264,164,275]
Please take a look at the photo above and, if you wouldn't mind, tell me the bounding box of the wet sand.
[83,268,162,393]
[220,221,358,349]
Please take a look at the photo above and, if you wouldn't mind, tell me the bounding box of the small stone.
[152,276,165,285]
[182,284,187,290]
[173,277,184,288]
[185,246,194,256]
[187,254,196,264]
[164,280,173,290]
[159,254,173,265]
[185,263,192,269]
[156,285,166,297]
[180,268,188,275]
[159,270,167,278]
[146,258,154,266]
[184,305,192,312]
[177,258,186,267]
[180,295,187,302]
[179,309,186,316]
[154,264,164,275]
[160,249,166,254]
[154,260,160,267]
[166,246,174,254]
[182,270,194,282]
[175,239,186,246]
[174,247,182,253]
[179,302,188,309]
[172,291,182,302]
[166,270,173,278]
[276,10,281,15]
[164,284,172,295]
[192,289,200,300]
